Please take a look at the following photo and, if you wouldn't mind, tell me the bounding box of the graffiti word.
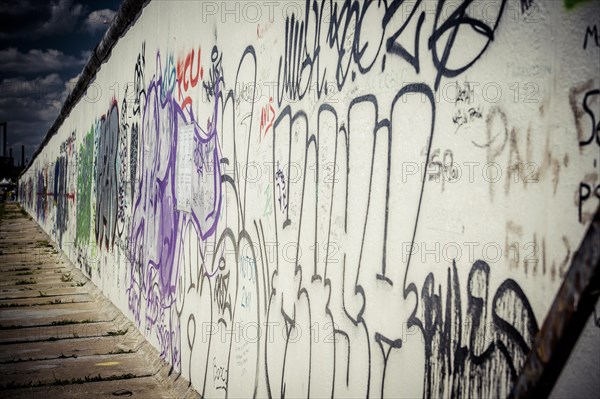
[579,182,600,223]
[275,167,287,213]
[453,106,483,133]
[177,47,203,109]
[583,25,599,49]
[213,357,228,391]
[259,97,275,141]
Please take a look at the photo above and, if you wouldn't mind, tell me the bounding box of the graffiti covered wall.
[19,1,600,397]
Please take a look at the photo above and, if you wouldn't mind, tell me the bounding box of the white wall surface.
[19,1,600,397]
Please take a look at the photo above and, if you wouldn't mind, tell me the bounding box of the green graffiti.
[76,126,95,246]
[564,0,595,10]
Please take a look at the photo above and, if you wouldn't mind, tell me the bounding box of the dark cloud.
[0,48,88,74]
[0,0,117,40]
[0,73,76,160]
[38,0,86,36]
[0,73,74,106]
[0,0,121,162]
[83,8,116,34]
[0,0,86,39]
[0,0,37,14]
[0,1,50,40]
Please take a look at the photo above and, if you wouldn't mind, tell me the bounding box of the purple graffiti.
[128,52,182,368]
[127,51,222,370]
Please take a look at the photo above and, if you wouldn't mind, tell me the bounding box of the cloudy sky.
[0,0,121,165]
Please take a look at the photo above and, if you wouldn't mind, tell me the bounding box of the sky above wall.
[0,0,122,164]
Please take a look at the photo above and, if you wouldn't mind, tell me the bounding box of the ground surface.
[0,202,199,398]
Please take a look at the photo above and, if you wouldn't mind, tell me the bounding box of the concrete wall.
[18,1,600,397]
